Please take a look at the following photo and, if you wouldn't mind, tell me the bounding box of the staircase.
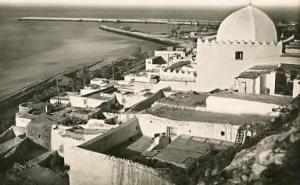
[235,125,250,144]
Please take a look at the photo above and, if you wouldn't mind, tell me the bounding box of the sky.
[0,0,299,7]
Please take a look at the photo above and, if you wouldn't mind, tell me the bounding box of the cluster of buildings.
[0,4,299,185]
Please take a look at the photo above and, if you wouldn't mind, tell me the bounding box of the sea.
[0,5,298,98]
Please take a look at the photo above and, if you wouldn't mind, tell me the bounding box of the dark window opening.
[235,51,243,60]
[221,131,225,136]
[38,134,41,138]
[290,71,298,81]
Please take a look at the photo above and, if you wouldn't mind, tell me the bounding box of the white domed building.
[195,5,283,91]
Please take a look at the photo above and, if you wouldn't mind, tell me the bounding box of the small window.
[221,131,225,136]
[235,51,243,60]
[83,99,87,105]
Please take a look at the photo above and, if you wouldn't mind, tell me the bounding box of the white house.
[69,92,116,110]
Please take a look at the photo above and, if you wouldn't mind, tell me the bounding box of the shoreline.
[0,42,162,133]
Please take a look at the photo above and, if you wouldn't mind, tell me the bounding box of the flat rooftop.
[104,134,232,170]
[211,91,292,105]
[159,91,210,107]
[145,106,272,125]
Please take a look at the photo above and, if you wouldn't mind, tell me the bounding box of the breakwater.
[19,17,221,26]
[99,25,181,46]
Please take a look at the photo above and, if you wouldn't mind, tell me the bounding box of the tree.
[131,47,148,62]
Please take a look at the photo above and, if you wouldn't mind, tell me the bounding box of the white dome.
[216,6,278,42]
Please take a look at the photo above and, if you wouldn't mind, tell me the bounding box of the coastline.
[0,39,163,133]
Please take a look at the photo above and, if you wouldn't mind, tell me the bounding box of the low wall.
[128,90,165,112]
[134,81,156,93]
[153,102,206,111]
[151,81,198,93]
[206,96,279,115]
[69,96,106,108]
[66,146,174,185]
[79,117,141,154]
[51,125,101,157]
[135,114,239,143]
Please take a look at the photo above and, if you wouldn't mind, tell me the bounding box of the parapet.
[160,68,196,76]
[198,38,282,47]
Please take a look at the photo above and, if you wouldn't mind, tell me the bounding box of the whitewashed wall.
[206,96,279,115]
[15,114,33,128]
[293,79,300,98]
[195,40,282,91]
[135,114,239,143]
[69,96,106,108]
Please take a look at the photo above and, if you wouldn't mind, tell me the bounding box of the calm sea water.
[0,5,298,97]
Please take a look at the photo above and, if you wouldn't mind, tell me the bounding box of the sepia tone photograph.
[0,0,299,184]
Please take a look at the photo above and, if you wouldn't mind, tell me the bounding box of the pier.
[99,25,181,46]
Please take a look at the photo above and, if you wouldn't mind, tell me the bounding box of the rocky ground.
[196,97,300,185]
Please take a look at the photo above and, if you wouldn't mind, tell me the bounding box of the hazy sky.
[0,0,299,7]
